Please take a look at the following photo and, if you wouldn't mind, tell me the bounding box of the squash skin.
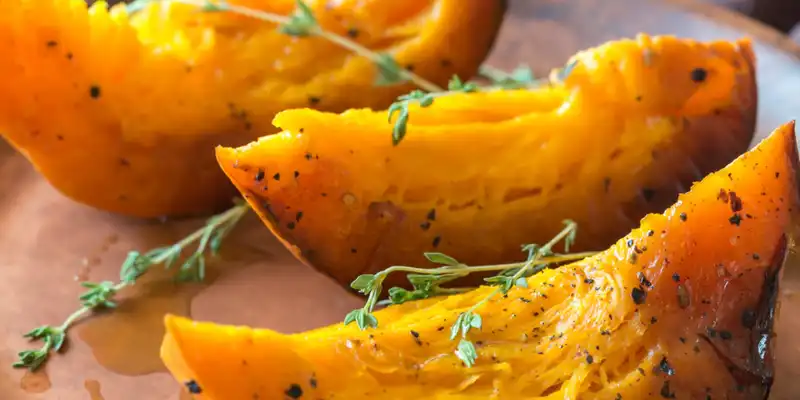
[0,0,505,218]
[163,122,798,399]
[216,35,758,287]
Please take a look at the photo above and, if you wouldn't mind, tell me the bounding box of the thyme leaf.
[374,53,406,86]
[278,0,317,37]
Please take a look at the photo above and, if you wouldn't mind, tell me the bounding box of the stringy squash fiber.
[217,34,758,288]
[0,0,505,217]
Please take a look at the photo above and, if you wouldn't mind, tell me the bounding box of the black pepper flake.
[741,309,756,329]
[586,354,594,364]
[706,327,717,338]
[410,330,422,345]
[426,209,436,221]
[46,40,58,47]
[584,278,595,284]
[637,272,652,288]
[304,152,313,160]
[350,248,357,253]
[255,169,265,182]
[285,383,303,399]
[295,211,303,222]
[432,236,441,248]
[659,357,675,375]
[690,67,708,83]
[273,172,281,181]
[642,188,656,202]
[294,170,300,179]
[752,253,760,260]
[679,212,687,221]
[631,287,647,304]
[729,213,742,226]
[660,380,676,398]
[603,177,611,193]
[119,158,131,167]
[635,95,643,102]
[717,189,729,203]
[287,222,296,230]
[650,316,658,324]
[440,59,453,67]
[729,191,743,212]
[672,273,680,282]
[184,380,202,394]
[89,85,101,99]
[647,230,654,237]
[66,52,73,60]
[719,330,733,340]
[346,28,359,38]
[420,221,431,231]
[309,375,317,389]
[308,96,321,105]
[616,394,623,400]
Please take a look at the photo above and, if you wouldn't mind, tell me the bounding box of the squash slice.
[216,34,758,287]
[0,0,505,218]
[164,121,798,399]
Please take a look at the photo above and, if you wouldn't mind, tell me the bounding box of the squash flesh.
[0,0,505,217]
[216,34,757,287]
[164,122,797,399]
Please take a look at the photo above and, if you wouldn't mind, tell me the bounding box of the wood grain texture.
[2,0,800,399]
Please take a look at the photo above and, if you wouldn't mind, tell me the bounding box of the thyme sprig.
[343,220,595,366]
[126,0,555,146]
[128,0,443,92]
[12,201,250,371]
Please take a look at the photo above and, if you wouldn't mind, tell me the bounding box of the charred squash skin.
[163,122,798,399]
[0,0,505,218]
[216,35,757,288]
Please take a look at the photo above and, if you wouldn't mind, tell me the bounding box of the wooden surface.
[3,0,800,398]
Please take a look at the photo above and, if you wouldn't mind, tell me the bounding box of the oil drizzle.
[75,246,258,376]
[76,219,271,376]
[84,379,105,400]
[77,268,209,376]
[19,369,51,393]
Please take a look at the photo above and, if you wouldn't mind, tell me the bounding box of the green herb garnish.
[12,201,250,371]
[342,220,595,367]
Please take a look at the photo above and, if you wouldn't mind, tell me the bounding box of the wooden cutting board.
[3,0,800,398]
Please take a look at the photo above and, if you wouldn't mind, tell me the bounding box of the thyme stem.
[163,0,444,92]
[13,201,250,371]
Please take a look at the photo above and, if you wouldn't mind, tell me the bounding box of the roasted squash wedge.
[0,0,504,218]
[216,34,758,287]
[163,121,797,399]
